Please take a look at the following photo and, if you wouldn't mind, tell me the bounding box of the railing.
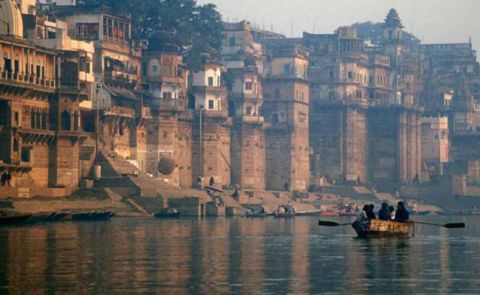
[0,70,55,89]
[242,115,264,124]
[105,105,136,118]
[150,98,186,111]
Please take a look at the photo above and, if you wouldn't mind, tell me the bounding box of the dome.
[0,0,24,37]
[147,30,181,53]
[158,157,176,175]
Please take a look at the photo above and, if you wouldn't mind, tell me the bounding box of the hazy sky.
[198,0,480,53]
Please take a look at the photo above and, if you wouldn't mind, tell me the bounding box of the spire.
[384,8,404,29]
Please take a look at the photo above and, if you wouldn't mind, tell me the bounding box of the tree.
[82,0,223,65]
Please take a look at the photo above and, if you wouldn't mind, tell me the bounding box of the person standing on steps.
[209,176,215,186]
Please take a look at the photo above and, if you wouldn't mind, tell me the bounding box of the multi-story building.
[191,60,232,187]
[222,21,266,190]
[422,116,449,176]
[54,3,147,166]
[0,0,91,196]
[305,26,370,183]
[263,44,310,191]
[304,9,422,187]
[143,31,192,187]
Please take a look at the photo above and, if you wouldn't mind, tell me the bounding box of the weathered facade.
[191,62,232,187]
[143,32,192,187]
[305,9,422,187]
[263,44,310,191]
[222,21,266,190]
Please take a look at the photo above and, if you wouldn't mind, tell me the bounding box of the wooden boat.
[320,211,338,217]
[25,212,56,223]
[0,214,31,226]
[352,219,413,238]
[245,211,270,218]
[71,211,115,221]
[154,208,180,218]
[274,211,295,218]
[296,210,321,216]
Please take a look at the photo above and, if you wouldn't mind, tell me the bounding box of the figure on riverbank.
[209,176,215,186]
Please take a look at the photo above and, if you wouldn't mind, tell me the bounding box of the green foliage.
[83,0,223,64]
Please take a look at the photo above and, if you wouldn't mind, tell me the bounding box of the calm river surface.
[1,216,480,294]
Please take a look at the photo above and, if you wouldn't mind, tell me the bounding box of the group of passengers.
[356,201,410,223]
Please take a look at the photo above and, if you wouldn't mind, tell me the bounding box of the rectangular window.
[208,77,214,86]
[245,81,253,90]
[283,64,291,76]
[76,23,99,40]
[229,37,235,46]
[208,100,214,109]
[21,147,31,162]
[162,92,172,99]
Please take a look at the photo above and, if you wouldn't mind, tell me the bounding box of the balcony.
[104,105,136,119]
[0,70,56,91]
[242,115,264,124]
[150,98,186,112]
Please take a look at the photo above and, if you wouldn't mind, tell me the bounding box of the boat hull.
[353,219,413,238]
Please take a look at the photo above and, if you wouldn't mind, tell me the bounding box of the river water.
[0,216,479,294]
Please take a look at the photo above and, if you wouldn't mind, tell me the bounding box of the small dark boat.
[47,212,68,222]
[353,219,413,238]
[154,208,180,218]
[0,214,31,226]
[245,211,269,218]
[71,211,114,221]
[274,211,295,218]
[25,212,56,223]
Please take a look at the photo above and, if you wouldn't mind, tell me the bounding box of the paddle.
[318,220,352,227]
[412,221,465,229]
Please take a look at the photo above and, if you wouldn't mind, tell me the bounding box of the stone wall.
[231,122,266,190]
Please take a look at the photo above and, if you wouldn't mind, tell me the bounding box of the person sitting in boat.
[378,202,390,220]
[388,205,396,220]
[352,205,370,233]
[365,204,376,220]
[395,201,410,222]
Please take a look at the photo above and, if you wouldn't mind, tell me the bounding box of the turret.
[383,8,403,44]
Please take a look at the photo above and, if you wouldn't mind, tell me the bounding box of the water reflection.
[1,217,480,294]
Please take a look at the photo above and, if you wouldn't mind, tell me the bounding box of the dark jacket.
[378,207,390,220]
[395,207,410,222]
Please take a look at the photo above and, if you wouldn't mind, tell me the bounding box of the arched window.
[61,110,71,131]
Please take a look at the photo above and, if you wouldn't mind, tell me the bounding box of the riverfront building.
[2,1,480,198]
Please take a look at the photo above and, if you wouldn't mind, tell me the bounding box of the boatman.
[395,201,410,222]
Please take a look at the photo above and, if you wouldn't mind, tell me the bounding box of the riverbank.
[0,184,446,217]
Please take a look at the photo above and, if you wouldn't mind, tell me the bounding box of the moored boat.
[154,208,180,218]
[0,214,31,226]
[352,219,413,238]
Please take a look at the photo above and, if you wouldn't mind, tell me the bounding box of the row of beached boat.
[0,211,115,226]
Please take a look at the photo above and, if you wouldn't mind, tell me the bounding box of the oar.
[318,220,351,227]
[412,221,465,228]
